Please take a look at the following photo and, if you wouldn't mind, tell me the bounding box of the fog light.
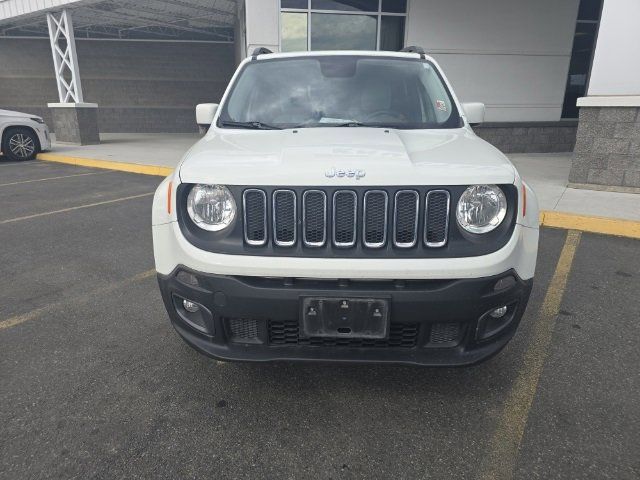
[490,306,508,318]
[183,299,200,313]
[476,303,518,341]
[173,295,213,335]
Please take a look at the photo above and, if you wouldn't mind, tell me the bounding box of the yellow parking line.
[0,269,156,331]
[37,153,174,177]
[0,171,110,187]
[480,230,582,480]
[0,192,153,225]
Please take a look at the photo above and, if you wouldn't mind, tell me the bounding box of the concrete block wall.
[475,123,577,153]
[0,38,235,133]
[569,107,640,188]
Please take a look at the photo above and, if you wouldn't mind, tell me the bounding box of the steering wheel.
[362,110,405,122]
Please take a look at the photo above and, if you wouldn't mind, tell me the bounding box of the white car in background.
[152,48,540,366]
[0,109,51,161]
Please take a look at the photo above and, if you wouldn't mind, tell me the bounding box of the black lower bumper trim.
[157,267,533,367]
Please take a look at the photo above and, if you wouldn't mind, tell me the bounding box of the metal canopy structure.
[47,10,85,103]
[0,0,238,42]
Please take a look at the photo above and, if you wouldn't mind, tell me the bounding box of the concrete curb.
[37,152,640,240]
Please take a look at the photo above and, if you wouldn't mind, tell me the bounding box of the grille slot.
[424,190,450,247]
[242,189,267,246]
[429,323,462,346]
[393,190,419,248]
[303,190,327,247]
[227,318,261,344]
[333,190,357,247]
[269,320,419,348]
[363,190,388,248]
[273,190,296,246]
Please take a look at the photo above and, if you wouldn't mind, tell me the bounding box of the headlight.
[456,185,507,234]
[187,184,236,231]
[30,117,45,124]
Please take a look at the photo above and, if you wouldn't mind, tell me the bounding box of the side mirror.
[196,103,219,130]
[461,102,485,126]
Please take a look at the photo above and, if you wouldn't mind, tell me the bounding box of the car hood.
[0,109,37,119]
[179,127,516,186]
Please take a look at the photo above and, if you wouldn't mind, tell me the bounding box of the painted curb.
[37,153,174,177]
[539,211,640,239]
[37,153,640,239]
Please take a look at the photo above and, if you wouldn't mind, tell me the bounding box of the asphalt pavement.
[1,159,638,479]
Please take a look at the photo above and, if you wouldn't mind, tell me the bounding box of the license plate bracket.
[300,297,390,339]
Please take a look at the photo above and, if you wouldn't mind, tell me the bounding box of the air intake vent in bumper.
[269,320,420,348]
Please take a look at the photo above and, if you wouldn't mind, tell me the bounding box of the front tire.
[2,127,39,161]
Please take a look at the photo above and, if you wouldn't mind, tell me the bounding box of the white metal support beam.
[46,9,84,103]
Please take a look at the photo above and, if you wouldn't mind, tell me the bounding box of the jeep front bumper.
[158,267,533,366]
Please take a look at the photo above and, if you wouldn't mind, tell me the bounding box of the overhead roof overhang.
[0,0,238,42]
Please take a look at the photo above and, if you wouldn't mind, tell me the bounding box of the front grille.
[269,320,419,348]
[242,187,450,250]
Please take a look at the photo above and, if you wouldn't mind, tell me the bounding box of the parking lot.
[1,159,639,480]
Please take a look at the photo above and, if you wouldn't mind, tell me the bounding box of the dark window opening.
[561,0,603,118]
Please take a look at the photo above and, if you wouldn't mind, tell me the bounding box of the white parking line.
[0,161,47,168]
[0,192,154,225]
[0,171,111,187]
[0,269,156,331]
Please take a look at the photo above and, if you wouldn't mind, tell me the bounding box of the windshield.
[217,55,462,130]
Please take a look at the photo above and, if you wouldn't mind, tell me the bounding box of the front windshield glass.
[218,55,462,130]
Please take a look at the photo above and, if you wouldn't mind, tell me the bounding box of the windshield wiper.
[219,120,282,130]
[330,121,387,128]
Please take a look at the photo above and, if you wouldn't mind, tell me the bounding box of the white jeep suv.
[152,49,539,366]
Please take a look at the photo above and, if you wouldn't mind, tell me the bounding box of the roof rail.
[399,46,426,58]
[251,47,273,58]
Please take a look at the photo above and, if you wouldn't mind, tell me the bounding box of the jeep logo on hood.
[325,167,366,180]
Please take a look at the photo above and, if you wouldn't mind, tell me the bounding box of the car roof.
[252,50,434,62]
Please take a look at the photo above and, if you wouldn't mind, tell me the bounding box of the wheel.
[2,127,39,161]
